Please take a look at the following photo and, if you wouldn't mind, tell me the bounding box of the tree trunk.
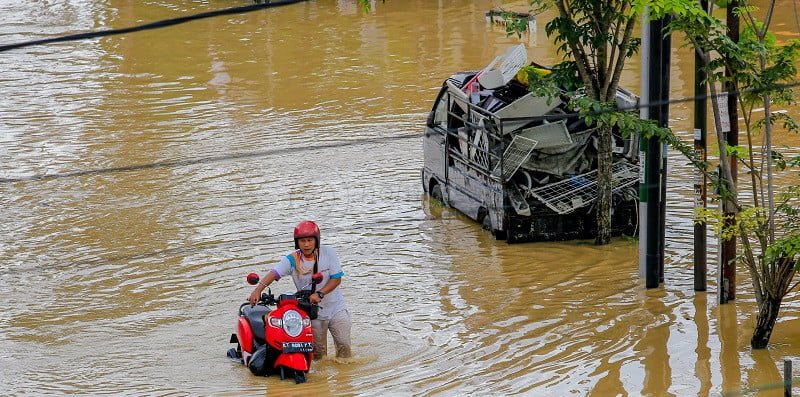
[595,124,613,245]
[751,293,783,349]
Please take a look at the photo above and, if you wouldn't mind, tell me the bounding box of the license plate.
[282,342,313,353]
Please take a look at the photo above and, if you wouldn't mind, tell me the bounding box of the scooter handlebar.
[240,292,277,314]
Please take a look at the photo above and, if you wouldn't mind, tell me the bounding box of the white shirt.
[271,245,347,320]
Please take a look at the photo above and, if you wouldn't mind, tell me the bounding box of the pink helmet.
[294,220,320,249]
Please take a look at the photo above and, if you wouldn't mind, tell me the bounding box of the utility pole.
[640,11,671,289]
[694,0,709,292]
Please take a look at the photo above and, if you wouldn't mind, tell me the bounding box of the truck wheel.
[480,210,507,240]
[479,208,491,231]
[431,184,443,203]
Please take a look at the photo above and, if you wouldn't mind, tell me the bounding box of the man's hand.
[249,289,262,306]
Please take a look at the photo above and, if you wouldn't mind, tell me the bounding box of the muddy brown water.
[3,0,800,395]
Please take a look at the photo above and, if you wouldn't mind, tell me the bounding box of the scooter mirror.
[246,273,260,285]
[311,272,323,285]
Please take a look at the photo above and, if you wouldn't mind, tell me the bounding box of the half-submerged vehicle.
[227,273,321,384]
[422,45,640,243]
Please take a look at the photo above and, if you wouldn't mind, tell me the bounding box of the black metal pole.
[643,15,670,288]
[657,18,671,285]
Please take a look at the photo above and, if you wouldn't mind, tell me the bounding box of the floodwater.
[2,0,800,395]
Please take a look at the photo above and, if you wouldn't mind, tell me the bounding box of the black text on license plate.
[282,342,313,353]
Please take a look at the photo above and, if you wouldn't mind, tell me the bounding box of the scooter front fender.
[274,352,310,372]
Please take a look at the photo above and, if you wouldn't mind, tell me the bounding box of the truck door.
[423,85,449,199]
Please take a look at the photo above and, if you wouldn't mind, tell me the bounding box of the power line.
[0,133,420,184]
[0,0,309,53]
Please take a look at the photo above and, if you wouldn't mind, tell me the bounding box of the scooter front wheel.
[294,371,306,384]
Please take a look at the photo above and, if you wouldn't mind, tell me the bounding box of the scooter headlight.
[282,310,304,337]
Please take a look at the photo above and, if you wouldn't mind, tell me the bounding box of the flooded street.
[3,0,800,395]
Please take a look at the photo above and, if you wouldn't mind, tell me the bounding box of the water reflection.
[694,293,712,396]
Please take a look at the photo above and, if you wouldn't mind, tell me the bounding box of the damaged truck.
[422,45,640,243]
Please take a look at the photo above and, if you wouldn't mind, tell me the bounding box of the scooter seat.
[242,305,271,344]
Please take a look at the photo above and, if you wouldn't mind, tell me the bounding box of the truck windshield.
[430,87,448,129]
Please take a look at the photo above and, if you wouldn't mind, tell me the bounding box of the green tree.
[667,0,800,348]
[552,0,642,246]
[515,0,800,347]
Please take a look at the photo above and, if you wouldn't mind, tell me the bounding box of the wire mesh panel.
[471,127,491,169]
[527,161,639,214]
[493,134,538,181]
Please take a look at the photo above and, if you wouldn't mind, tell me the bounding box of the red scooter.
[227,273,321,384]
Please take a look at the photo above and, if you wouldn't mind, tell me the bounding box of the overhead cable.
[0,0,309,53]
[0,133,420,184]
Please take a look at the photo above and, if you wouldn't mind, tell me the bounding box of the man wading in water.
[249,221,352,359]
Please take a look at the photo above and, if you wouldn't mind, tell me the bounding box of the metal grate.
[470,127,491,169]
[527,161,639,214]
[493,134,538,181]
